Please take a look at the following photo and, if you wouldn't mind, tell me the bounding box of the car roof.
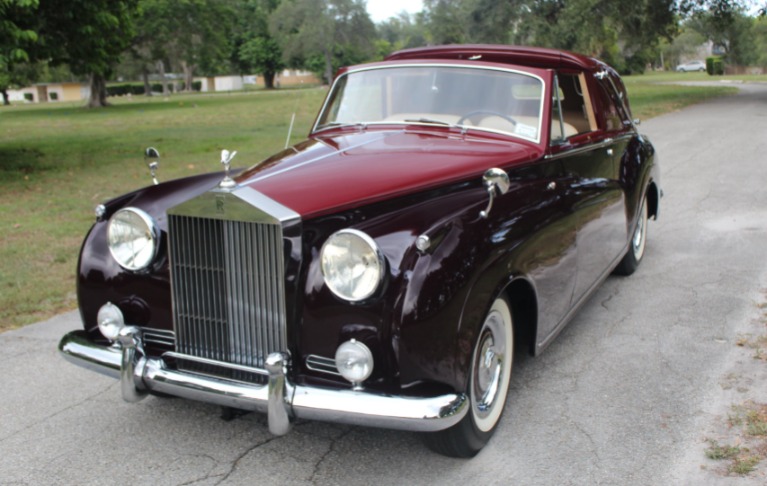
[385,44,605,72]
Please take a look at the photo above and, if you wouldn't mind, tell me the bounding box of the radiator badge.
[216,194,226,214]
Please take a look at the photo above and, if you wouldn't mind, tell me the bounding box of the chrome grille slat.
[169,212,287,383]
[143,329,176,348]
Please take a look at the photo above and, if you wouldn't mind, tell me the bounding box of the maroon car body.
[60,45,660,457]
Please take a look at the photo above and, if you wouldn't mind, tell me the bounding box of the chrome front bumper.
[58,328,468,434]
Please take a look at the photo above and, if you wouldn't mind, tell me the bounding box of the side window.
[594,78,626,132]
[551,72,597,143]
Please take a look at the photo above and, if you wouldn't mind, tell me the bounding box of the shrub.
[706,57,725,76]
[179,80,202,91]
[23,93,33,102]
[49,92,59,101]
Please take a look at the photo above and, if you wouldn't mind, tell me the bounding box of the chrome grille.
[168,214,287,381]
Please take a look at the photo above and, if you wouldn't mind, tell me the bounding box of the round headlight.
[97,302,125,342]
[107,207,159,271]
[335,339,374,385]
[320,229,385,301]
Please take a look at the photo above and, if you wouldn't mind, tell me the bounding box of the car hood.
[235,129,542,219]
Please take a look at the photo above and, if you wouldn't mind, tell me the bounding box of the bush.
[706,57,725,76]
[179,80,202,91]
[49,92,58,101]
[23,93,33,102]
[106,83,177,97]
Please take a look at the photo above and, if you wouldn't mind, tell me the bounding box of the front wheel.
[614,197,648,276]
[424,296,514,458]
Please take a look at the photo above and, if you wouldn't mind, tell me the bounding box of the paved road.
[2,84,767,486]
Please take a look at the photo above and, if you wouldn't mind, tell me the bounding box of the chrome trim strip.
[59,329,468,433]
[164,352,270,376]
[230,186,300,224]
[305,354,341,376]
[143,328,175,347]
[545,133,634,161]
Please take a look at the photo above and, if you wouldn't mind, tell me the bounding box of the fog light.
[335,339,373,388]
[97,302,125,342]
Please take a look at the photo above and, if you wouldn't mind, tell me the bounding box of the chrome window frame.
[312,63,547,144]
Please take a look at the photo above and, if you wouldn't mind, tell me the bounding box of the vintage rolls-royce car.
[59,45,660,457]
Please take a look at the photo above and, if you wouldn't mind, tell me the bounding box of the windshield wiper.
[315,121,346,130]
[403,117,453,126]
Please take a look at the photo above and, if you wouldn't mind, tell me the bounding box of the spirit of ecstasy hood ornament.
[219,149,237,189]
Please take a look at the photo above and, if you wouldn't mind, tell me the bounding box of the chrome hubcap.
[472,312,505,418]
[632,200,647,260]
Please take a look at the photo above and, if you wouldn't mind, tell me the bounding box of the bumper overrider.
[58,327,468,435]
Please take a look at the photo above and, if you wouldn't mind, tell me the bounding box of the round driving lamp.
[97,302,125,342]
[320,229,385,302]
[107,207,159,271]
[335,339,374,387]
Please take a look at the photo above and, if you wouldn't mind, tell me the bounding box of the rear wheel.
[424,296,514,457]
[614,197,648,276]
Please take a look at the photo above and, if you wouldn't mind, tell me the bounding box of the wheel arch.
[646,179,660,220]
[502,277,539,357]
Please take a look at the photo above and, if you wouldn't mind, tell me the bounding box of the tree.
[376,12,427,52]
[511,0,678,73]
[234,0,284,89]
[239,37,284,88]
[163,0,237,92]
[689,8,757,65]
[422,0,466,44]
[35,0,139,107]
[421,0,516,45]
[0,0,39,105]
[270,0,376,84]
[125,0,177,95]
[660,28,707,69]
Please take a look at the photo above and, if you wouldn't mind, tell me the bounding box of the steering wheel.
[457,110,517,126]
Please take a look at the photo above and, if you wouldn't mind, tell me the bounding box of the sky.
[366,0,424,23]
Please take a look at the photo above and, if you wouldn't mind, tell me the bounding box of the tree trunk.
[1,89,9,106]
[142,68,152,96]
[157,60,169,95]
[181,61,194,92]
[322,49,333,85]
[264,71,276,89]
[87,73,109,108]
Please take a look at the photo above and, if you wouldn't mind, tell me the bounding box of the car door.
[550,71,628,305]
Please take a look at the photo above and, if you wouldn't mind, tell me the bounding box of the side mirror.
[479,168,510,218]
[144,147,160,185]
[145,147,160,159]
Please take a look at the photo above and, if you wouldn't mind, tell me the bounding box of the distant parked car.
[676,60,706,72]
[59,44,660,458]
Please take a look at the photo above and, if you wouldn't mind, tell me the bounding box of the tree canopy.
[271,0,376,83]
[1,0,766,108]
[0,0,39,104]
[36,0,139,107]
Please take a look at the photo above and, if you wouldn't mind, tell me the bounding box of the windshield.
[315,65,545,142]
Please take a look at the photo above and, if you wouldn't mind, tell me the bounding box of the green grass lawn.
[0,73,750,331]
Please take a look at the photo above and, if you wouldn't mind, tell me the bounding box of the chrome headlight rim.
[320,228,386,302]
[107,207,160,272]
